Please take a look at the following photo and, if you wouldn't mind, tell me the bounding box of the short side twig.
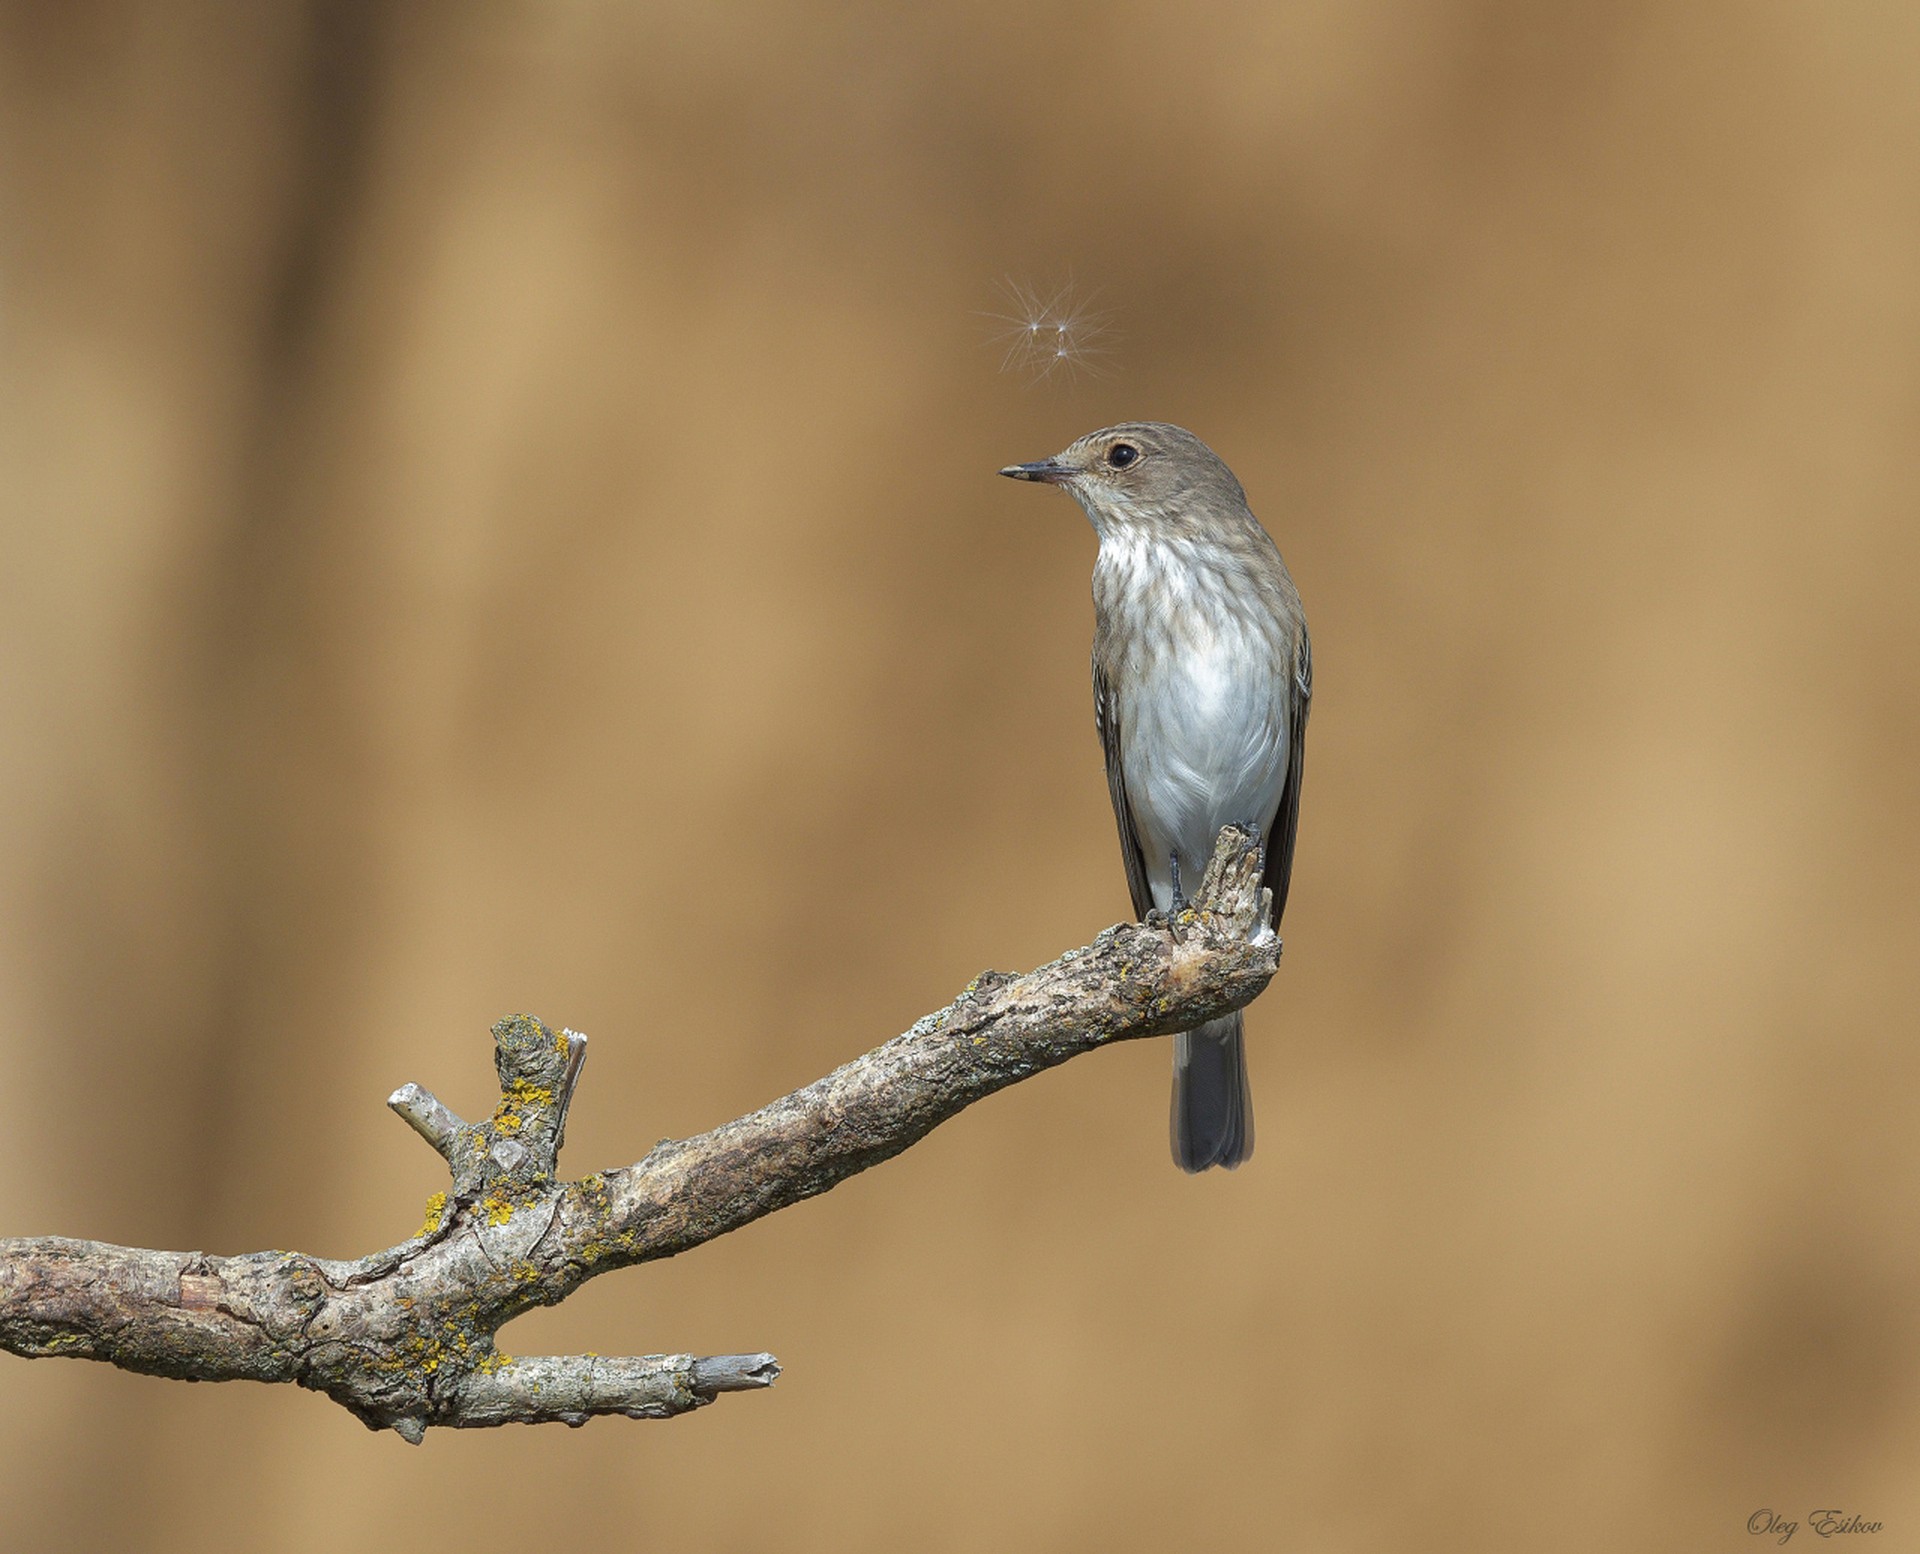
[387,1083,464,1160]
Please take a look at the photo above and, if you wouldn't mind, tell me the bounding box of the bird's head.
[999,421,1247,532]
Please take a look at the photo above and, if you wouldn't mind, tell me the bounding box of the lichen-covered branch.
[0,827,1279,1439]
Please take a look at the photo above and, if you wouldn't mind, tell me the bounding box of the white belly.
[1120,619,1289,912]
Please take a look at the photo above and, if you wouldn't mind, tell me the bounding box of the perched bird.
[1001,423,1310,1171]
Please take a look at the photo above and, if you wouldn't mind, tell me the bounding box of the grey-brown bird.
[1002,422,1310,1171]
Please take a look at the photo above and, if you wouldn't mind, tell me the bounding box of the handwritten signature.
[1749,1510,1883,1544]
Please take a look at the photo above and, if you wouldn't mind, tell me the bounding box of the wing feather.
[1263,623,1311,924]
[1093,658,1155,921]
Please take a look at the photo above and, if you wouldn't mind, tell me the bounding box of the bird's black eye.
[1107,443,1139,469]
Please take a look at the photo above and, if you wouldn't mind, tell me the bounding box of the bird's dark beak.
[999,458,1072,484]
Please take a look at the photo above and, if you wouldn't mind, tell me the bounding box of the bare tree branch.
[0,828,1279,1439]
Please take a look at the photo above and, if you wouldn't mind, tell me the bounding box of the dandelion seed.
[981,276,1116,385]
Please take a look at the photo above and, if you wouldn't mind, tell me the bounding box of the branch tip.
[442,1351,775,1428]
[692,1352,781,1393]
[387,1083,464,1159]
[555,1029,588,1148]
[1193,823,1269,935]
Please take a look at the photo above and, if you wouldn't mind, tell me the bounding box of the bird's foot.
[1146,907,1188,945]
[1234,820,1266,873]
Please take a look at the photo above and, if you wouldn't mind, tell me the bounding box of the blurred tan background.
[2,2,1918,1550]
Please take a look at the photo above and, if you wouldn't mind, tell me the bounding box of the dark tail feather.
[1170,1013,1254,1172]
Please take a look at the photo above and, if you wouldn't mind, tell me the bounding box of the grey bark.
[0,828,1279,1439]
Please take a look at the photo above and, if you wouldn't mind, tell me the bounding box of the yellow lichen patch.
[416,1192,448,1237]
[486,1078,556,1141]
[474,1351,512,1375]
[481,1191,515,1227]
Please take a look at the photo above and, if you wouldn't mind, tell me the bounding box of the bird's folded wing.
[1093,657,1154,922]
[1264,623,1311,924]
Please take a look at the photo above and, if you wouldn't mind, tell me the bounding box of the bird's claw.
[1143,906,1185,944]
